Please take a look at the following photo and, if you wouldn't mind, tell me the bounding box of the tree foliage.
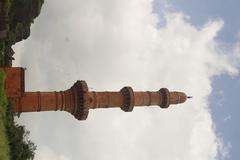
[6,0,44,45]
[4,103,36,160]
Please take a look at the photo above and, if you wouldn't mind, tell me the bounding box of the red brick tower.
[3,67,189,120]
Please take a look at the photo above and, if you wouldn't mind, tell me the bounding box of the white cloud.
[13,0,238,160]
[35,145,71,160]
[233,32,240,65]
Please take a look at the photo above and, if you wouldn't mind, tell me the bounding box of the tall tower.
[3,67,189,120]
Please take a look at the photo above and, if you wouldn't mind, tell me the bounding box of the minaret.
[3,67,189,120]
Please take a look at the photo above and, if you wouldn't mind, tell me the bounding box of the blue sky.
[211,76,240,160]
[156,0,240,159]
[163,0,240,43]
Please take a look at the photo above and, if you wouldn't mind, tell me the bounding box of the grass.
[0,69,10,160]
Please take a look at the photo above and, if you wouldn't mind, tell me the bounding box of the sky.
[12,0,240,160]
[157,1,240,159]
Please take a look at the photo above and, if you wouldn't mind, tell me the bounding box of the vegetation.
[0,39,5,65]
[0,69,10,160]
[0,0,11,31]
[0,0,44,66]
[0,69,37,160]
[0,0,44,159]
[5,104,37,160]
[6,0,44,45]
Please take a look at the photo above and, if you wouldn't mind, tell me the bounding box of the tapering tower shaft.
[87,91,162,109]
[11,81,187,120]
